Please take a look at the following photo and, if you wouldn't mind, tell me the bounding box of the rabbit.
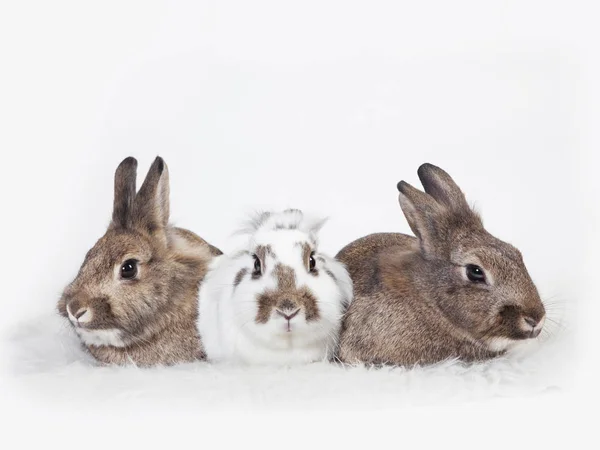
[198,209,353,365]
[337,163,546,366]
[56,156,222,366]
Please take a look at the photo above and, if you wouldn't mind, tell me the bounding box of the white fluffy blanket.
[4,312,571,411]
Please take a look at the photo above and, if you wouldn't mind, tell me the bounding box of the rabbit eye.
[120,259,138,279]
[465,264,486,283]
[309,252,316,272]
[252,254,262,276]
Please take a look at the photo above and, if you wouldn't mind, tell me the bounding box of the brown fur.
[255,244,275,262]
[57,157,221,366]
[169,227,223,258]
[337,164,546,366]
[233,268,249,288]
[255,263,320,324]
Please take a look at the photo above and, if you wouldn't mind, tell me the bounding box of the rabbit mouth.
[508,314,546,340]
[275,319,298,334]
[68,317,100,331]
[275,308,301,333]
[492,306,546,343]
[485,316,545,351]
[527,327,542,339]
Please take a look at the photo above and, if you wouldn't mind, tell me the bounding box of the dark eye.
[465,264,486,283]
[252,254,262,276]
[120,259,138,279]
[309,252,316,272]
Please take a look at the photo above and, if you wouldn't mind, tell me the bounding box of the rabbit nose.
[522,315,545,337]
[67,303,92,324]
[276,308,300,321]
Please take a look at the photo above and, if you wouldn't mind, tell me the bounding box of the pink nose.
[276,308,300,321]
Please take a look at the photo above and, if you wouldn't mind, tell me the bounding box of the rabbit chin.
[232,320,336,365]
[74,327,127,347]
[485,336,520,352]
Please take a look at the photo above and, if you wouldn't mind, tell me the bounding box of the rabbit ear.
[303,215,328,246]
[132,156,170,233]
[306,216,328,235]
[397,180,443,254]
[417,163,470,212]
[111,157,138,228]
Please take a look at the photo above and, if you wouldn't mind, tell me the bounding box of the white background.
[0,1,598,448]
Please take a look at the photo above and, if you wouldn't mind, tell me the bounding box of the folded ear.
[397,180,444,255]
[111,157,137,229]
[132,156,170,234]
[417,163,470,212]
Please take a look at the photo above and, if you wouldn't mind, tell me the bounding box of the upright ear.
[397,180,443,254]
[132,156,170,233]
[306,216,328,235]
[303,215,329,246]
[111,157,138,229]
[417,163,471,212]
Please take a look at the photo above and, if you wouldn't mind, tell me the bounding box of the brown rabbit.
[57,156,221,366]
[337,163,546,366]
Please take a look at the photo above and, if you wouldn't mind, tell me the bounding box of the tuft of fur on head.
[236,209,328,245]
[198,209,352,366]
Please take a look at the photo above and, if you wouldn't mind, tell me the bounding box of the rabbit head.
[199,209,352,364]
[396,163,546,350]
[57,157,210,356]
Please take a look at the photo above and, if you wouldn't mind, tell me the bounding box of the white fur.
[198,210,353,365]
[485,315,547,352]
[66,303,125,347]
[6,311,571,409]
[74,328,126,347]
[486,336,519,352]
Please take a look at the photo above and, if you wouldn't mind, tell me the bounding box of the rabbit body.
[337,164,546,366]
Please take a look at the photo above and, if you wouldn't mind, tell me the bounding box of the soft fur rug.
[4,312,571,411]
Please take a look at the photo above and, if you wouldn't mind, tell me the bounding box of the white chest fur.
[222,327,334,365]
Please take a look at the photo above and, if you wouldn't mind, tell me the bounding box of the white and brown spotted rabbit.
[57,156,221,366]
[198,209,353,365]
[337,163,546,366]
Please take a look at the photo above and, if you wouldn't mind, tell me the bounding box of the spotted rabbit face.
[226,210,352,355]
